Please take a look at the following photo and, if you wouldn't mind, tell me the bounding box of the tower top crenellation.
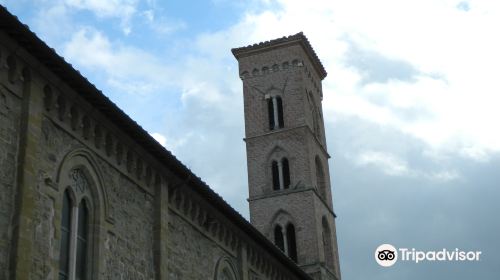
[232,32,327,80]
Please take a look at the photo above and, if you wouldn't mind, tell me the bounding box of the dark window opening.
[276,97,284,128]
[76,200,88,280]
[59,190,71,280]
[274,225,285,252]
[267,98,275,130]
[282,158,290,189]
[272,161,280,190]
[286,224,298,262]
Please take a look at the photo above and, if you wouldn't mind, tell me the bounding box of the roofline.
[231,32,327,80]
[0,5,312,279]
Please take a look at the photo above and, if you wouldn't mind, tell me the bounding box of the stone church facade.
[0,5,340,280]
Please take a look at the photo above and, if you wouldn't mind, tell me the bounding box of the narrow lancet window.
[59,190,72,280]
[274,225,285,252]
[272,157,291,190]
[282,158,290,189]
[75,200,88,280]
[286,224,298,262]
[272,161,280,190]
[267,96,284,130]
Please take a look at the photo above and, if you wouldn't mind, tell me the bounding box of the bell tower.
[232,33,341,280]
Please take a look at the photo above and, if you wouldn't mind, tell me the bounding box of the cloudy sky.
[2,0,499,279]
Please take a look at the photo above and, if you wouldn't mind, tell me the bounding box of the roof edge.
[232,32,327,80]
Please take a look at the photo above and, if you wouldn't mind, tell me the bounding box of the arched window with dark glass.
[282,158,290,189]
[286,224,298,262]
[272,160,280,190]
[274,225,285,252]
[75,200,89,280]
[58,168,94,280]
[267,96,284,131]
[271,157,292,191]
[276,96,284,128]
[59,190,71,280]
[267,98,275,130]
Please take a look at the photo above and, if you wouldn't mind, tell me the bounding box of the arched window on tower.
[272,160,280,190]
[286,223,298,262]
[274,225,285,252]
[322,217,335,271]
[267,96,284,130]
[282,158,290,189]
[271,157,291,190]
[273,223,298,263]
[267,98,275,130]
[315,156,327,199]
[276,96,284,128]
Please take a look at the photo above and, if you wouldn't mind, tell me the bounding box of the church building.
[0,5,340,280]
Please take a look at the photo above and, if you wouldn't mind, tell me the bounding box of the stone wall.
[0,40,23,280]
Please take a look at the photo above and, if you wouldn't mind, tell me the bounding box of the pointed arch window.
[75,201,88,280]
[322,217,335,271]
[272,161,280,190]
[315,157,327,199]
[273,223,298,262]
[286,224,298,262]
[274,225,285,252]
[271,158,291,190]
[59,194,89,280]
[59,169,92,280]
[267,96,284,130]
[59,190,71,280]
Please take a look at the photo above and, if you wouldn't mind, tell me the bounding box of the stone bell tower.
[232,33,341,280]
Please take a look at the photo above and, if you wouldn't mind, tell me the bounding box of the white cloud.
[63,27,175,94]
[150,132,166,147]
[141,9,186,34]
[355,150,459,182]
[356,151,410,176]
[65,0,138,33]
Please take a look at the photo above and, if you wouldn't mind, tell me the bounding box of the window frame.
[58,168,94,280]
[266,95,284,131]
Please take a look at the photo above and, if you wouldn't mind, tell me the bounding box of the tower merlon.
[232,32,327,80]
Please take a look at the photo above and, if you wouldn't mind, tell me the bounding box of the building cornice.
[244,125,331,159]
[232,32,327,80]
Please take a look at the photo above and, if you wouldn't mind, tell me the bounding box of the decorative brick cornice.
[232,32,327,80]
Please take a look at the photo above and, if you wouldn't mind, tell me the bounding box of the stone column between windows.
[68,205,79,280]
[277,160,284,190]
[282,227,289,256]
[272,96,279,130]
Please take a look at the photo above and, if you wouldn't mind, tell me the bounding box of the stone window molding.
[269,210,298,262]
[271,157,290,190]
[266,95,284,131]
[266,146,292,191]
[55,149,108,280]
[322,216,335,273]
[315,156,327,200]
[214,256,239,280]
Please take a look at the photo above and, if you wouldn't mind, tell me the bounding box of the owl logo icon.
[375,244,398,267]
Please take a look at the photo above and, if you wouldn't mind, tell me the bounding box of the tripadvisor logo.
[375,244,482,267]
[375,244,397,267]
